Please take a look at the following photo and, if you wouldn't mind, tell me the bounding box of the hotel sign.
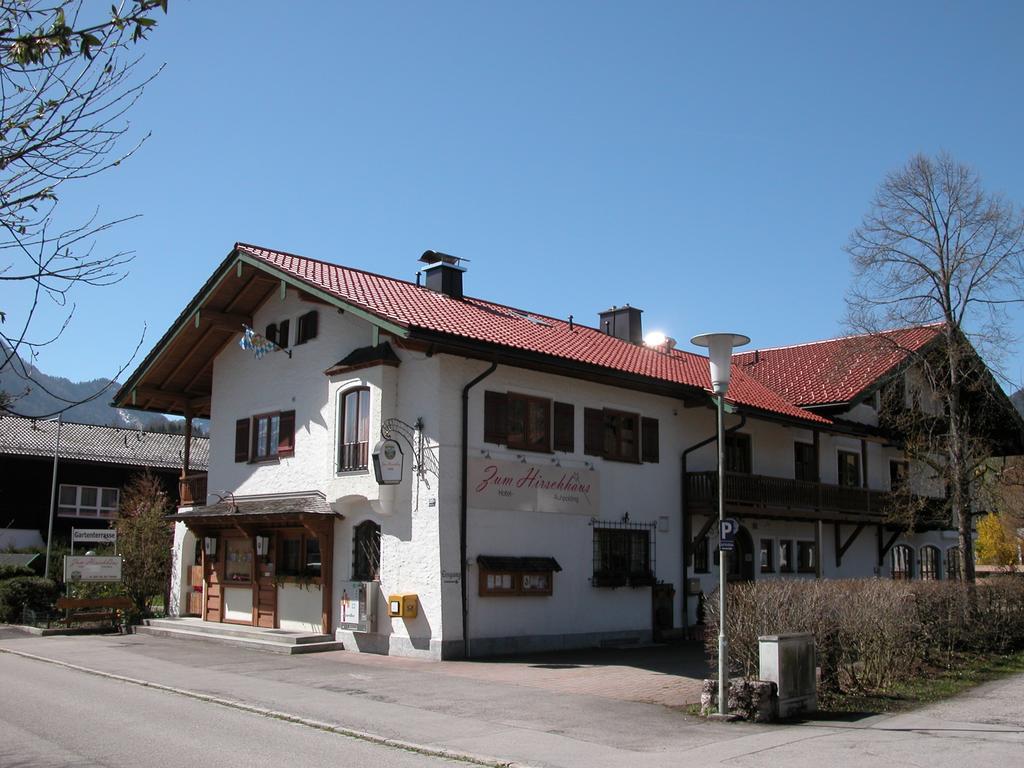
[469,458,599,516]
[64,555,122,583]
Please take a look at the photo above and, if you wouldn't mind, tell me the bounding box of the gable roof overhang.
[112,247,410,418]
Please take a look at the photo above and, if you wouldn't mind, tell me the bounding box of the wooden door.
[203,535,222,623]
[255,533,277,628]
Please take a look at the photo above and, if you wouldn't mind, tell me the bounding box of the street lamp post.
[44,414,63,581]
[690,332,749,716]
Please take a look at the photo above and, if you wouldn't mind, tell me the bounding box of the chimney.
[599,304,643,345]
[419,250,467,299]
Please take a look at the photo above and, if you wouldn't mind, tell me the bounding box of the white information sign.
[64,555,122,583]
[338,580,373,632]
[468,458,600,516]
[72,529,117,545]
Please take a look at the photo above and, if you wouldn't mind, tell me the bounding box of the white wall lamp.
[691,331,750,717]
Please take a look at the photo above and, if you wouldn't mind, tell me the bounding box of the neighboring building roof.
[234,244,829,425]
[734,325,943,408]
[0,415,209,471]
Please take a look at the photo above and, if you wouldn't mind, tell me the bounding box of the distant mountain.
[1013,389,1024,419]
[0,347,208,434]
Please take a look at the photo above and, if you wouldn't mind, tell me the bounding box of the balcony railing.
[686,470,894,518]
[178,473,208,508]
[339,441,369,472]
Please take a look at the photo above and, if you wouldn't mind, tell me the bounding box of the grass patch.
[820,650,1024,715]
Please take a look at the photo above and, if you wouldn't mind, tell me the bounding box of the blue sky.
[12,1,1024,393]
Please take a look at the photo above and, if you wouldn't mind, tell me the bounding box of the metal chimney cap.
[420,250,469,267]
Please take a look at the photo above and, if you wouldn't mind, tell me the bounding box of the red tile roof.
[734,325,942,407]
[236,243,830,425]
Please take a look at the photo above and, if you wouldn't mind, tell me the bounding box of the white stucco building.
[114,243,1023,659]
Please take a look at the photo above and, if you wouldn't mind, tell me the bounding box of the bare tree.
[0,1,167,417]
[846,152,1024,582]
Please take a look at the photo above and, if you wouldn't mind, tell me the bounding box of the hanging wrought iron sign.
[372,438,404,485]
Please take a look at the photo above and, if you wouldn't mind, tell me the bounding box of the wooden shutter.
[641,417,659,463]
[297,310,319,344]
[234,418,250,462]
[265,323,278,345]
[277,319,290,349]
[584,408,604,456]
[484,391,507,444]
[553,402,574,452]
[278,410,296,457]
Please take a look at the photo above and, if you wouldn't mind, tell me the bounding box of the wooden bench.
[54,597,133,629]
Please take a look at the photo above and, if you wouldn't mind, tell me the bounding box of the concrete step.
[145,618,332,644]
[138,620,343,655]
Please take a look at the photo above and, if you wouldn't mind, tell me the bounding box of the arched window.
[353,520,381,581]
[946,547,963,581]
[339,387,370,471]
[919,545,941,580]
[891,544,914,580]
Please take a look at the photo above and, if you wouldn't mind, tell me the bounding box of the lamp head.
[690,332,750,395]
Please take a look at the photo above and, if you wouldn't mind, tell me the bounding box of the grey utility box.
[758,633,817,718]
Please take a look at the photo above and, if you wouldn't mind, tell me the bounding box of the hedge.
[0,576,59,623]
[703,577,1024,693]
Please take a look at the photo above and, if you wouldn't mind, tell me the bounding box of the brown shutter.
[265,323,278,345]
[584,408,604,456]
[234,418,250,462]
[484,391,507,444]
[278,410,296,457]
[641,417,659,463]
[553,402,574,452]
[297,310,319,344]
[277,319,290,349]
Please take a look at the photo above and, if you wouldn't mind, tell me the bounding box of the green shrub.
[0,576,59,623]
[0,565,36,581]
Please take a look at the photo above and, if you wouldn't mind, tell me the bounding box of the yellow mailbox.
[388,593,418,619]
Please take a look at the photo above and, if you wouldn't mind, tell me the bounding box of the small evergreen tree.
[115,472,172,618]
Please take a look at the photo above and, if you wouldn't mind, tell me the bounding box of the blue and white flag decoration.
[239,326,282,360]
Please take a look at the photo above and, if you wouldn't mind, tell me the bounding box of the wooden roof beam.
[132,386,209,410]
[193,309,252,332]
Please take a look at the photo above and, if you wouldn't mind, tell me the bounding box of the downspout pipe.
[680,407,746,629]
[460,360,497,659]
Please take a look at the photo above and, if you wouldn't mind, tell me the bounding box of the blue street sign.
[720,517,739,551]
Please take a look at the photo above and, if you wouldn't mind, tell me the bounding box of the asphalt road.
[0,653,469,768]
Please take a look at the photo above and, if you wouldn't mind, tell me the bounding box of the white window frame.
[58,484,120,519]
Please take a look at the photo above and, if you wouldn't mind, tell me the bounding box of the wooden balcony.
[178,473,208,508]
[686,470,894,521]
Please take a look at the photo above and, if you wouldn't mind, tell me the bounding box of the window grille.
[591,518,656,588]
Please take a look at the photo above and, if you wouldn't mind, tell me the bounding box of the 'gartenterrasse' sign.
[469,457,599,515]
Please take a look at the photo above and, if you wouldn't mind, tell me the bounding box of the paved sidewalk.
[1,629,1021,768]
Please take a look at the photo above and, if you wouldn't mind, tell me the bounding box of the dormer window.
[296,310,319,344]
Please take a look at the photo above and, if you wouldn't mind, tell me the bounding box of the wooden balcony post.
[182,402,193,479]
[860,439,869,489]
[815,520,823,579]
[813,430,822,511]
